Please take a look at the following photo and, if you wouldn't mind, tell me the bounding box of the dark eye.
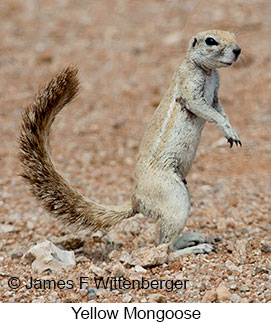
[205,37,218,46]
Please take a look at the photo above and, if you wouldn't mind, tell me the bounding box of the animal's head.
[187,30,241,70]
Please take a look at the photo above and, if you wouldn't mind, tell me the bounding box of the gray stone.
[87,288,97,300]
[24,240,75,273]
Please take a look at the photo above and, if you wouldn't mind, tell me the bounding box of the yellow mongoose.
[19,30,241,254]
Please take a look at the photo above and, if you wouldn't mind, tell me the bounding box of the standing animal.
[19,30,241,255]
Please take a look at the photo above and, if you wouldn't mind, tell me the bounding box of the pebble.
[202,289,217,303]
[230,284,237,290]
[216,284,231,302]
[24,240,75,273]
[87,288,97,300]
[51,234,85,250]
[11,249,23,260]
[106,231,127,246]
[0,224,19,234]
[234,240,247,256]
[89,264,106,277]
[120,244,169,268]
[111,262,126,277]
[225,260,242,273]
[147,293,166,303]
[122,294,132,303]
[216,219,227,231]
[261,241,271,253]
[108,249,121,261]
[240,285,250,292]
[229,294,241,302]
[134,265,147,273]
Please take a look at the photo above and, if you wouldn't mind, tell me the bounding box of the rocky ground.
[0,0,270,303]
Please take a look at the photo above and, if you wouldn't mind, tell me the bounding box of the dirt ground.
[0,0,270,303]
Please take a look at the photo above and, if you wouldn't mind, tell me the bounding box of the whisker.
[240,56,252,80]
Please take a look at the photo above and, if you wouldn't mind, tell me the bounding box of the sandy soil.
[0,0,270,303]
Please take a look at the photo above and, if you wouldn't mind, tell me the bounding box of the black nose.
[233,47,241,59]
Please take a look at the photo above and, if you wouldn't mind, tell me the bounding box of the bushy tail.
[19,66,134,231]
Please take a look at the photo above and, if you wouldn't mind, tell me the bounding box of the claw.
[227,138,242,148]
[235,140,242,147]
[227,138,233,148]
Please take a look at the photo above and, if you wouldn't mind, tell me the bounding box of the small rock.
[229,294,241,302]
[87,288,97,300]
[111,262,126,277]
[48,291,58,302]
[106,231,127,246]
[234,240,247,256]
[227,276,235,281]
[230,284,237,290]
[120,244,169,268]
[108,249,121,261]
[32,296,45,302]
[202,289,217,302]
[11,249,24,260]
[122,294,132,303]
[225,242,234,253]
[134,265,147,273]
[216,219,227,231]
[261,241,271,253]
[240,285,250,292]
[199,282,207,292]
[92,231,103,239]
[148,293,166,303]
[26,221,34,230]
[253,267,269,276]
[117,219,140,235]
[89,264,106,277]
[51,234,85,250]
[225,260,242,273]
[24,240,75,273]
[119,250,131,263]
[208,234,223,244]
[216,284,231,302]
[0,224,19,234]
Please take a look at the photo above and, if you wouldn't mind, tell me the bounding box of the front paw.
[226,137,242,148]
[223,124,242,148]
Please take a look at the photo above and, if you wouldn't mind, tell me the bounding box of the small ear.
[192,38,197,47]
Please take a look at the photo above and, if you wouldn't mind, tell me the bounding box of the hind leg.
[134,173,214,255]
[158,177,190,244]
[157,176,215,255]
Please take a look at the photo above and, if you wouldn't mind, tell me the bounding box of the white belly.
[204,72,216,105]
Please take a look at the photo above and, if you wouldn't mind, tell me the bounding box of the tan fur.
[19,66,134,231]
[19,30,241,248]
